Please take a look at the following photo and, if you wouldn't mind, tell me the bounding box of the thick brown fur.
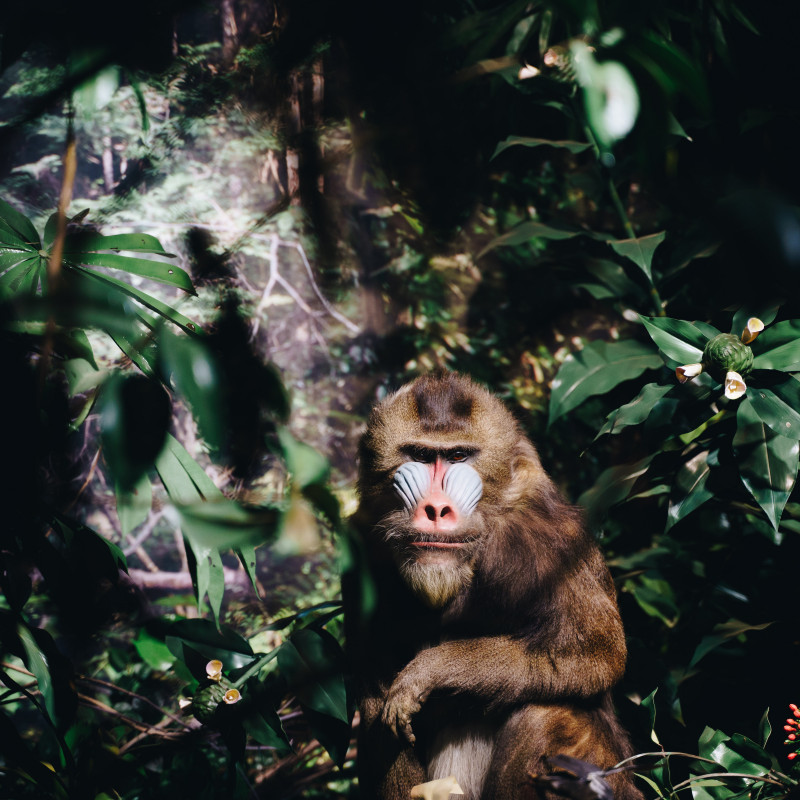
[346,373,643,800]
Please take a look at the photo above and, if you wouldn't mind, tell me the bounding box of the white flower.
[223,688,241,705]
[741,317,765,345]
[206,659,223,681]
[724,371,747,399]
[676,363,704,383]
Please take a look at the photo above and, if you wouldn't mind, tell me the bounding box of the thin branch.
[284,240,360,333]
[122,508,165,557]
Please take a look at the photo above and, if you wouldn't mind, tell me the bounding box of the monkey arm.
[381,623,626,742]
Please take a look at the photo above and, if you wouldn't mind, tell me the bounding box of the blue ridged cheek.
[393,461,432,511]
[442,462,483,516]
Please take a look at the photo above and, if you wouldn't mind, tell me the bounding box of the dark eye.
[449,450,468,463]
[408,446,434,463]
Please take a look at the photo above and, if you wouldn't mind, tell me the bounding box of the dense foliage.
[1,0,800,798]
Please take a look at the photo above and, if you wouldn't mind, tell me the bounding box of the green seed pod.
[702,333,754,382]
[192,680,232,724]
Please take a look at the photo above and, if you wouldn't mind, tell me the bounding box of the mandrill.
[345,373,643,800]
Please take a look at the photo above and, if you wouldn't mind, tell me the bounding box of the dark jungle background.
[1,0,799,797]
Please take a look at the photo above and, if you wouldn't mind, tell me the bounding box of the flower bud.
[702,333,754,382]
[788,752,797,761]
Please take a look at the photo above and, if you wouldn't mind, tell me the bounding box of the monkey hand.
[381,675,430,744]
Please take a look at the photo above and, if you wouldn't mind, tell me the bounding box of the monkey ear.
[505,439,552,506]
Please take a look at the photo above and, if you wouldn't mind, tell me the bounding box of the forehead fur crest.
[365,373,520,472]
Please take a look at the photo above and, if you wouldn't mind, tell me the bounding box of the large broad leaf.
[747,382,800,440]
[63,251,194,293]
[279,427,330,489]
[608,231,666,284]
[70,266,200,335]
[623,575,679,627]
[277,628,349,723]
[479,221,589,258]
[689,619,772,668]
[166,618,255,664]
[177,500,280,551]
[734,397,800,529]
[491,136,593,159]
[64,231,175,255]
[666,449,716,531]
[578,455,654,526]
[752,319,800,371]
[116,474,153,537]
[639,315,720,367]
[596,383,674,438]
[549,339,662,425]
[0,197,41,247]
[730,305,780,337]
[155,433,224,503]
[159,329,224,450]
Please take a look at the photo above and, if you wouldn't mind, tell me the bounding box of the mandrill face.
[358,373,533,608]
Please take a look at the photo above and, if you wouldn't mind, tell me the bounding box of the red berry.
[794,710,800,718]
[791,704,798,711]
[790,734,797,741]
[789,753,797,761]
[785,725,796,731]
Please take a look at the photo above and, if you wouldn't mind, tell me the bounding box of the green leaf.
[608,232,666,284]
[578,455,654,526]
[166,619,255,670]
[752,319,800,371]
[116,474,153,537]
[69,265,200,335]
[235,545,260,595]
[99,373,171,491]
[734,397,800,529]
[479,221,589,258]
[0,257,40,297]
[107,329,158,377]
[666,449,716,531]
[730,305,780,337]
[624,575,679,627]
[17,624,55,720]
[188,537,226,627]
[689,619,772,668]
[584,258,646,300]
[491,136,593,159]
[155,434,224,504]
[597,383,673,438]
[64,232,175,255]
[159,329,224,450]
[133,629,176,670]
[640,689,660,745]
[277,628,349,723]
[639,315,720,367]
[758,708,771,748]
[548,339,662,425]
[279,427,330,488]
[178,499,279,551]
[0,197,41,247]
[748,384,800,440]
[63,252,194,293]
[241,704,290,750]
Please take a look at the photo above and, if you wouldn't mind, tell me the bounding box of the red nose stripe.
[411,541,464,549]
